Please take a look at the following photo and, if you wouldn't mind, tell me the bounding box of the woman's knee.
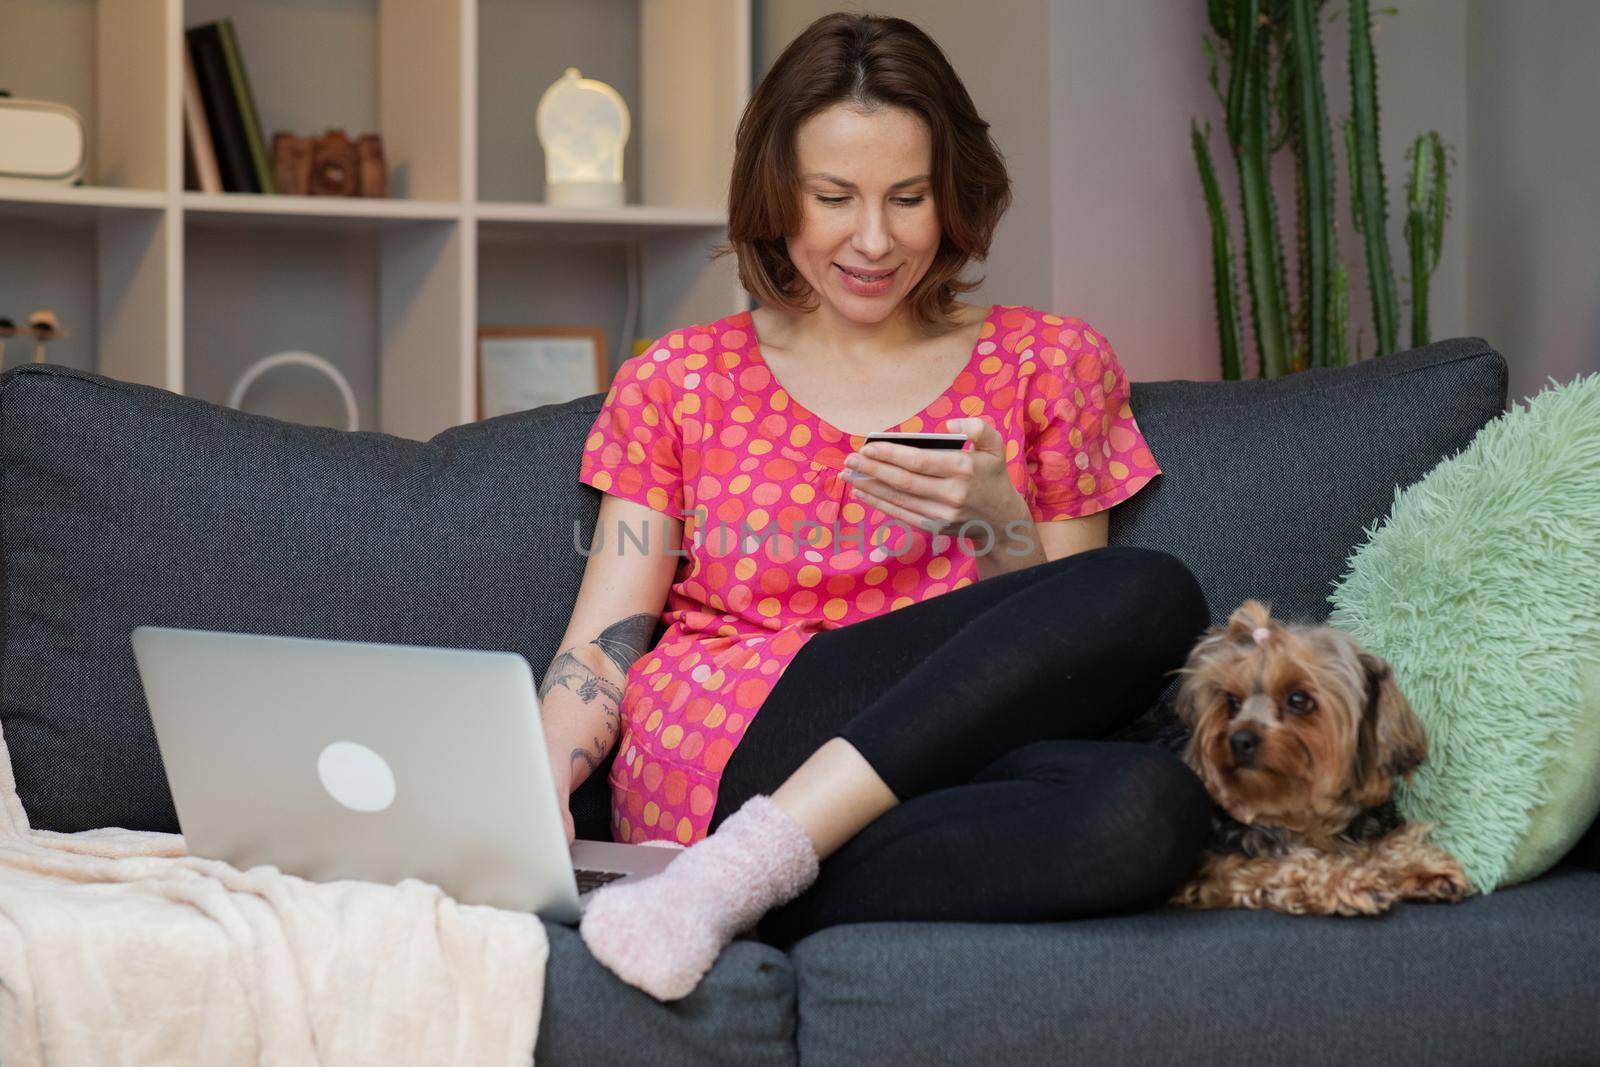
[1047,546,1209,667]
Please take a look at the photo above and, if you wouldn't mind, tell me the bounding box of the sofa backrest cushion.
[0,363,625,836]
[0,337,1507,838]
[1108,336,1507,627]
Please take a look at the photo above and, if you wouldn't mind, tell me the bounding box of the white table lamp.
[535,67,630,208]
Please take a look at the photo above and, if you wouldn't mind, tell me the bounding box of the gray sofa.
[3,335,1597,1065]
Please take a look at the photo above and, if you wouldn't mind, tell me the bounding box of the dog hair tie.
[1252,626,1272,645]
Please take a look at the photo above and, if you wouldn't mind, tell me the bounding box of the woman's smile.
[834,262,900,296]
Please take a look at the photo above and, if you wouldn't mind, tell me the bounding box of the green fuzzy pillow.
[1328,372,1600,893]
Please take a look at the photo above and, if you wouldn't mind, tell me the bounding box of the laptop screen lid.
[130,625,622,921]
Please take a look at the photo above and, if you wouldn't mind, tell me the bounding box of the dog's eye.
[1224,693,1241,713]
[1286,690,1314,714]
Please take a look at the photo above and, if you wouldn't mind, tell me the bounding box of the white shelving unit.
[0,0,751,441]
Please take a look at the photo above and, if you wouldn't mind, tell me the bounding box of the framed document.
[476,325,608,420]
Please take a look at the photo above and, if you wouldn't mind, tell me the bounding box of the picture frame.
[476,325,609,421]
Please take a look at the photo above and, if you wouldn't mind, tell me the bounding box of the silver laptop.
[129,625,676,924]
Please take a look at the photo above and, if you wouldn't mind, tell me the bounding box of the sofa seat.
[9,337,1598,1065]
[535,927,799,1066]
[786,864,1600,1066]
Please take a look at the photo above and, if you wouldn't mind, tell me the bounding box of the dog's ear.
[1173,668,1204,730]
[1170,613,1244,730]
[1354,651,1429,796]
[1170,631,1231,733]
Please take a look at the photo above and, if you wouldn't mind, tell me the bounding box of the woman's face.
[785,102,941,322]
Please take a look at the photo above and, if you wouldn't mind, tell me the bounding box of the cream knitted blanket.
[0,720,549,1065]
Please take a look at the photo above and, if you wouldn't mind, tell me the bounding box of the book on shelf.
[185,19,276,194]
[215,18,276,194]
[185,23,255,192]
[181,43,223,193]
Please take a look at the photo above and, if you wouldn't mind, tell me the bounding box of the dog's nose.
[1229,729,1260,765]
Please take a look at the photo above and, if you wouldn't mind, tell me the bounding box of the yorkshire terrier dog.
[1149,598,1472,916]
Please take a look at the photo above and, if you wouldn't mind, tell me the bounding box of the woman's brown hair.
[711,12,1012,334]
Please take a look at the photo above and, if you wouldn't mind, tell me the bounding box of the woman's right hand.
[549,763,577,847]
[560,796,576,847]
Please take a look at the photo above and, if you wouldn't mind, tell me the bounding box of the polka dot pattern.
[577,304,1161,844]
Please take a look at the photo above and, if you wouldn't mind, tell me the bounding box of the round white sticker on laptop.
[317,741,397,813]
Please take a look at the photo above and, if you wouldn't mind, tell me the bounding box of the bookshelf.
[0,0,751,441]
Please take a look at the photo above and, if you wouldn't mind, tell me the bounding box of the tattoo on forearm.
[591,613,658,677]
[539,614,659,783]
[538,648,623,705]
[568,720,620,779]
[539,649,622,777]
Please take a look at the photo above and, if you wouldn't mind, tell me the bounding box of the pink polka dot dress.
[577,304,1161,845]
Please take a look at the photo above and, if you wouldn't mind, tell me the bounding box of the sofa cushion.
[538,924,797,1067]
[0,363,620,836]
[788,864,1600,1067]
[1328,372,1600,892]
[1109,336,1507,627]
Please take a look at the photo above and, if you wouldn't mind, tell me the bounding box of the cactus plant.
[1200,0,1324,379]
[1287,0,1335,370]
[1226,0,1293,379]
[1346,0,1400,357]
[1404,130,1453,348]
[1194,0,1451,377]
[1193,119,1245,381]
[1331,260,1350,367]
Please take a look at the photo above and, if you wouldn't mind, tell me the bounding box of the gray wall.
[758,0,1598,401]
[1467,0,1600,405]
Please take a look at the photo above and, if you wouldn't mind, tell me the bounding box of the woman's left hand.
[841,417,1031,538]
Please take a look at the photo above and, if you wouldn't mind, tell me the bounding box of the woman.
[539,11,1213,1001]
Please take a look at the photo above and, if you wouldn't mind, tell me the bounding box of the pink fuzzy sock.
[579,794,820,1001]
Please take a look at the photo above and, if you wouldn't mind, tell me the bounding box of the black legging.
[709,544,1215,950]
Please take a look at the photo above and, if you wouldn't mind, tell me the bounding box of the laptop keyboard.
[575,867,630,894]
